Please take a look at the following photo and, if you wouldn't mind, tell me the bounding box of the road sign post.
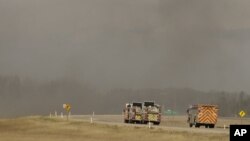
[63,104,71,121]
[239,110,246,125]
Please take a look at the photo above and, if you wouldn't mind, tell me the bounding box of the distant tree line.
[0,75,250,117]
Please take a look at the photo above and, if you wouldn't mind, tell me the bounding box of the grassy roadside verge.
[0,116,228,141]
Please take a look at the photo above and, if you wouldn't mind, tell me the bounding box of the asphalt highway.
[70,115,229,134]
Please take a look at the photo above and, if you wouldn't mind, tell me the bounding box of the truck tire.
[189,123,193,128]
[195,123,200,128]
[153,122,160,125]
[209,124,215,128]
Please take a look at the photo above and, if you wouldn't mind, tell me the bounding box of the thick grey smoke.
[1,0,250,92]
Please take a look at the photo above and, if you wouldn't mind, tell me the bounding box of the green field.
[0,116,228,141]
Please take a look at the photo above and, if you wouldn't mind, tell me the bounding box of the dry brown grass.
[0,116,228,141]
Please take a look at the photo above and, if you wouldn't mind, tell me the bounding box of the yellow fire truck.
[187,104,219,128]
[123,101,161,125]
[143,101,161,125]
[123,102,143,123]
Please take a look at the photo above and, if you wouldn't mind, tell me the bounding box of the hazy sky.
[1,0,250,92]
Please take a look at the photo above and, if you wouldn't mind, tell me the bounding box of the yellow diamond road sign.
[239,110,246,118]
[63,104,71,112]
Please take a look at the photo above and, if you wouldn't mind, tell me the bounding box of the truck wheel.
[209,124,215,128]
[189,123,193,128]
[154,122,160,125]
[195,123,200,128]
